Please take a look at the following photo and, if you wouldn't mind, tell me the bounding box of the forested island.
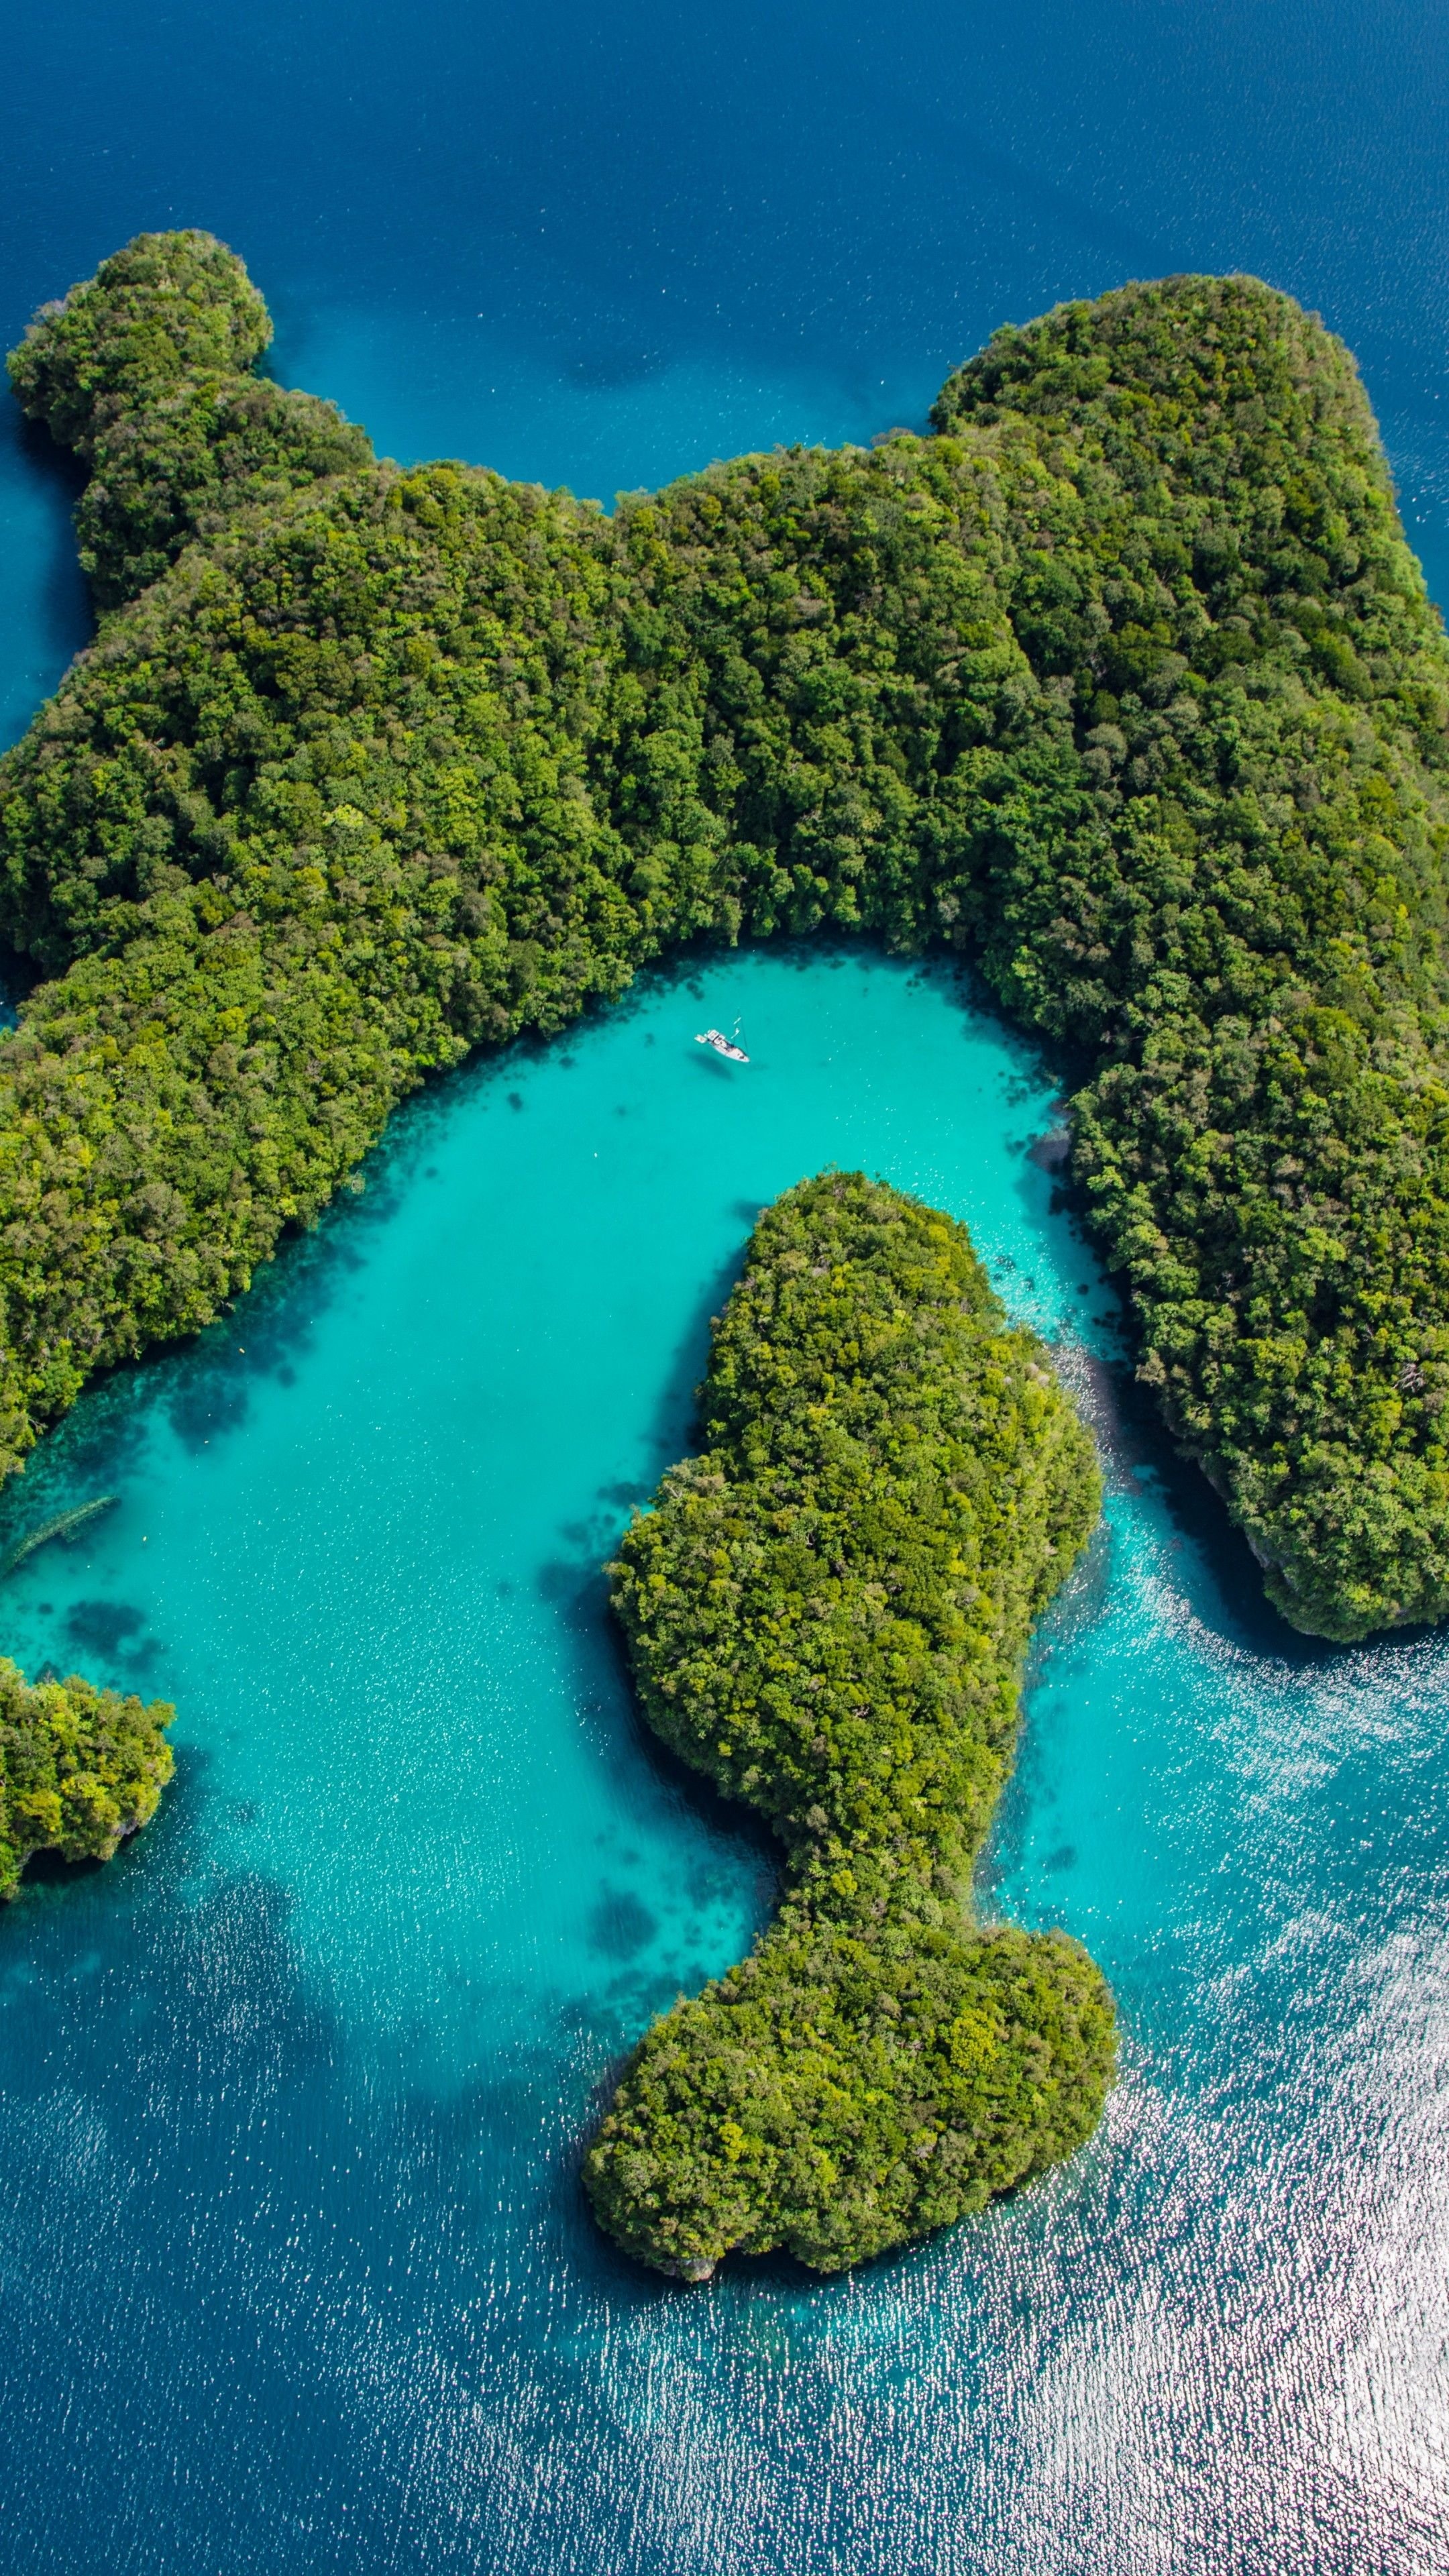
[0,1660,173,1899]
[5,232,1449,1649]
[586,1174,1112,2276]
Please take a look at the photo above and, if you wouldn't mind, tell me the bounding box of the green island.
[586,1173,1112,2276]
[0,1659,173,1900]
[1,227,1448,1894]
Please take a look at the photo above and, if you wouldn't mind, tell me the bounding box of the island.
[585,1173,1112,2277]
[0,1660,173,1899]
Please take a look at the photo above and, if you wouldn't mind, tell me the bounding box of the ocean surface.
[3,5,1449,2569]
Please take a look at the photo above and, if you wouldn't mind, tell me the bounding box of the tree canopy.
[586,1175,1111,2277]
[0,1658,173,1900]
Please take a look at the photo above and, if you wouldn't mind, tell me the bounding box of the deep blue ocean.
[3,6,1449,2569]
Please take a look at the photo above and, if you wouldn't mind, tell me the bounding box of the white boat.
[696,1026,749,1063]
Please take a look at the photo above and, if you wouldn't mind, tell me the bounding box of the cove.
[1,938,1446,2571]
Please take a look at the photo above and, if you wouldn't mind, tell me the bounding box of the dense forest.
[0,1658,173,1899]
[586,1174,1111,2276]
[3,231,1449,1648]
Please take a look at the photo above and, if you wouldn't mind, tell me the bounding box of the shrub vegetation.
[585,1174,1111,2276]
[2,232,1449,1653]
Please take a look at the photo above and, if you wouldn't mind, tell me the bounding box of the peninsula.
[5,233,1448,1646]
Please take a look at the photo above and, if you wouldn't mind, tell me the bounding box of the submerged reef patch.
[585,1174,1112,2277]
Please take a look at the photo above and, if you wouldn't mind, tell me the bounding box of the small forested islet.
[586,1174,1112,2277]
[0,1658,173,1900]
[4,231,1449,1646]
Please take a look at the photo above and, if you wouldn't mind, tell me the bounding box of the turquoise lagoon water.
[1,945,1447,2571]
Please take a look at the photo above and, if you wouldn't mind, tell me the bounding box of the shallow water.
[0,946,1446,2573]
[6,1,1449,2565]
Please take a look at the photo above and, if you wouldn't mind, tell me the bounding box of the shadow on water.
[17,1842,109,1890]
[535,1513,780,2104]
[1018,1076,1354,1669]
[0,932,38,1024]
[640,1239,751,1462]
[9,1731,210,1904]
[11,412,92,688]
[1062,1323,1349,1668]
[0,1108,405,1551]
[537,1542,778,1878]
